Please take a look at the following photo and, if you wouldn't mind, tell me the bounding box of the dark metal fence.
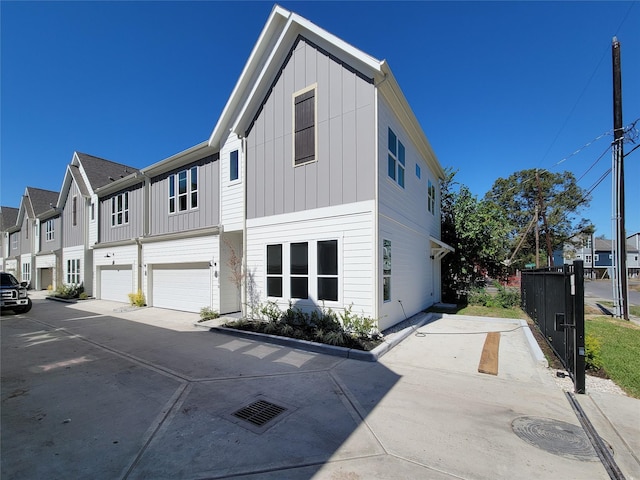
[521,260,585,393]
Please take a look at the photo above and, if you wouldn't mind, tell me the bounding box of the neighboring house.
[5,188,60,288]
[557,235,639,278]
[56,152,139,295]
[1,206,19,274]
[36,202,63,291]
[205,5,451,329]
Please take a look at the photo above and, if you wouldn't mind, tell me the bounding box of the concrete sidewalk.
[5,295,639,479]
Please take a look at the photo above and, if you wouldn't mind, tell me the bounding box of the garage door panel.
[152,263,210,313]
[100,266,133,303]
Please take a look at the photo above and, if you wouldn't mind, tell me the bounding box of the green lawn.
[456,305,526,319]
[598,301,640,317]
[587,316,640,398]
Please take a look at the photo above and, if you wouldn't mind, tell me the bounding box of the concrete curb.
[520,319,547,366]
[206,311,436,362]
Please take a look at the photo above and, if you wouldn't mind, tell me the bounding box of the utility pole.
[536,170,554,266]
[612,37,628,320]
[535,204,540,268]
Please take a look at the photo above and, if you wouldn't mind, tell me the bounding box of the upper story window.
[230,150,239,181]
[25,220,29,239]
[91,202,95,221]
[586,238,592,249]
[11,233,18,250]
[428,180,436,215]
[169,166,198,213]
[416,164,421,179]
[46,219,54,241]
[111,192,129,226]
[387,128,405,188]
[293,85,316,166]
[72,196,78,226]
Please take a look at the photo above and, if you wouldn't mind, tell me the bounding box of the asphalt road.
[585,278,640,306]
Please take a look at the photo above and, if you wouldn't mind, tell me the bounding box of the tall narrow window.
[266,244,283,298]
[190,166,198,208]
[72,196,77,226]
[383,239,391,302]
[46,219,54,241]
[387,128,405,188]
[91,202,95,221]
[22,263,31,285]
[67,259,80,284]
[111,192,129,226]
[178,171,188,211]
[428,180,436,214]
[317,240,338,301]
[169,174,176,213]
[290,242,308,299]
[294,86,316,166]
[230,150,239,181]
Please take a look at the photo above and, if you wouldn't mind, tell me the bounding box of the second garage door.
[151,263,211,313]
[100,266,133,303]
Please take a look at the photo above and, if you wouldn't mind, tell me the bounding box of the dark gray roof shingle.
[0,206,19,231]
[25,187,59,217]
[76,152,139,190]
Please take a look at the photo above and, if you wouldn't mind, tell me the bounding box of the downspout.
[242,134,248,318]
[373,80,380,324]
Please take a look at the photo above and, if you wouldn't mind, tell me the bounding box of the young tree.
[441,169,511,302]
[484,169,591,268]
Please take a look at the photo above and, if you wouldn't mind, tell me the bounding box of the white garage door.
[100,266,133,303]
[151,263,210,313]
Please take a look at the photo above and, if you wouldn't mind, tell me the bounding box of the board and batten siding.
[149,155,219,236]
[88,194,98,247]
[141,235,220,311]
[99,184,144,244]
[246,201,375,316]
[220,134,244,232]
[246,37,375,220]
[19,215,31,255]
[39,216,62,252]
[62,181,86,248]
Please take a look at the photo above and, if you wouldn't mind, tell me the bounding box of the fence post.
[573,260,586,394]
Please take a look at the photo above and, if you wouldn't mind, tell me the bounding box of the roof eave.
[142,141,214,177]
[378,61,445,180]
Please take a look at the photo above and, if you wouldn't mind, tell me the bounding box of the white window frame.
[266,244,283,298]
[168,167,198,214]
[387,128,405,188]
[230,150,239,182]
[45,219,55,242]
[11,233,17,250]
[111,192,129,227]
[292,84,318,168]
[383,239,391,302]
[428,179,436,215]
[72,195,78,226]
[22,262,31,285]
[67,259,81,285]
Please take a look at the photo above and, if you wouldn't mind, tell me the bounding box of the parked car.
[1,272,32,314]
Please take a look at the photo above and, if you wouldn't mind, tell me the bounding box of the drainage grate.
[232,399,287,427]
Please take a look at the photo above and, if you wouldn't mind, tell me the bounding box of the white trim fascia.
[94,172,144,197]
[139,226,220,244]
[247,200,375,230]
[378,62,445,180]
[56,166,73,210]
[142,141,213,177]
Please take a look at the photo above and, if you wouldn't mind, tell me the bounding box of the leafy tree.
[441,169,511,302]
[484,169,591,268]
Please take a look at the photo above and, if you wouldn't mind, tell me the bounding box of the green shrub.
[495,285,520,308]
[54,283,84,299]
[468,287,491,306]
[340,304,378,338]
[199,306,219,321]
[585,334,604,371]
[259,301,282,322]
[128,290,146,307]
[79,292,89,300]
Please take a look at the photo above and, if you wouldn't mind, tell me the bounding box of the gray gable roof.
[25,187,59,217]
[0,206,19,231]
[76,152,139,190]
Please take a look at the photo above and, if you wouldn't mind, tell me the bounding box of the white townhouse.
[3,188,59,289]
[57,152,139,296]
[205,5,451,330]
[17,5,451,331]
[1,206,19,274]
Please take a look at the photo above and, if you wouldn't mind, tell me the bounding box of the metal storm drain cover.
[233,399,286,427]
[512,416,599,462]
[228,396,294,434]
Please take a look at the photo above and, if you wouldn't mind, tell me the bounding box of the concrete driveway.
[2,293,638,479]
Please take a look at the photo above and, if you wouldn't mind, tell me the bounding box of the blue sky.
[1,1,639,237]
